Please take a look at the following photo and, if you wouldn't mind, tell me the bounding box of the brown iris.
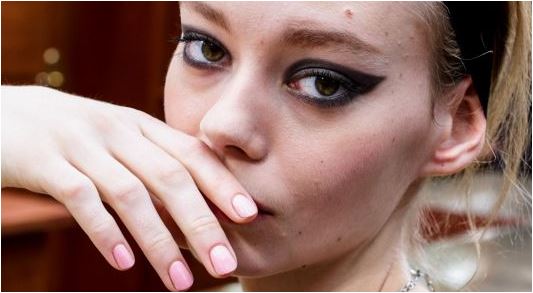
[315,76,340,96]
[201,41,224,62]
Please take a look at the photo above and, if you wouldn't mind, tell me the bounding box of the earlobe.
[420,77,487,177]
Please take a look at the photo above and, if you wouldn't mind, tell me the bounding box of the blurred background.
[1,1,531,292]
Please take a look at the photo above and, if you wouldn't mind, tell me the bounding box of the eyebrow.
[183,2,383,59]
[282,26,382,56]
[186,2,231,32]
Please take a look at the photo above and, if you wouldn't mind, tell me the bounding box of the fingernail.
[210,245,237,275]
[169,261,194,291]
[112,244,135,270]
[232,194,258,218]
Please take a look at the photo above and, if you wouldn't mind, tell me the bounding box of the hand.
[1,85,258,291]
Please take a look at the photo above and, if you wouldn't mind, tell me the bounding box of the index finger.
[136,114,258,224]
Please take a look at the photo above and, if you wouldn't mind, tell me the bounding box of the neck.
[239,205,414,291]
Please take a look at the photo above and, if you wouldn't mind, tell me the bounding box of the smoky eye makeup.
[283,59,385,108]
[174,25,385,109]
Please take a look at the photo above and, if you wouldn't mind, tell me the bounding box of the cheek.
[277,129,395,222]
[274,100,434,241]
[164,57,215,135]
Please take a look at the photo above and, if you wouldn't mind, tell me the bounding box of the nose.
[199,71,269,162]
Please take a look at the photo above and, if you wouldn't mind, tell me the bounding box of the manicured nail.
[232,194,258,218]
[112,244,135,270]
[210,245,237,275]
[169,261,194,291]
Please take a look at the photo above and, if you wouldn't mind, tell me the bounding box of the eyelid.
[290,68,353,88]
[180,25,230,55]
[284,60,386,108]
[284,58,385,87]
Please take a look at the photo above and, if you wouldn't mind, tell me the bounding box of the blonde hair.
[408,2,531,289]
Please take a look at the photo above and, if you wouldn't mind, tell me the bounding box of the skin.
[165,2,486,291]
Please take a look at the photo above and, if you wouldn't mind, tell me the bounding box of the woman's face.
[164,2,443,277]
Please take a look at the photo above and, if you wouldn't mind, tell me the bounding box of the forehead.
[179,2,430,61]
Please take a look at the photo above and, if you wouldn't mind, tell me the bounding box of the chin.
[221,221,294,278]
[231,253,291,278]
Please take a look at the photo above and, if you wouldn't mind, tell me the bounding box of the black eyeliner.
[283,58,386,108]
[284,58,385,91]
[180,24,228,52]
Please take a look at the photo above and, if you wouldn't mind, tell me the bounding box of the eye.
[200,41,225,62]
[187,39,225,62]
[289,75,343,98]
[286,69,361,107]
[178,31,229,69]
[284,59,386,108]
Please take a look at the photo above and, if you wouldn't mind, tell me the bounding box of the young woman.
[2,2,530,291]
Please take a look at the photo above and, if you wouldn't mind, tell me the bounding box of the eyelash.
[176,30,378,108]
[286,68,366,108]
[177,31,230,70]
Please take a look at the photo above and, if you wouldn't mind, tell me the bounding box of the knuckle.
[92,113,116,133]
[156,164,190,187]
[58,177,95,204]
[188,214,221,237]
[207,173,227,192]
[88,216,116,243]
[182,138,209,160]
[126,107,151,120]
[145,233,174,256]
[108,180,145,207]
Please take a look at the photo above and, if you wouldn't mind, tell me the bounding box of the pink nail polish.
[112,244,135,270]
[169,261,194,291]
[210,245,237,275]
[232,194,258,218]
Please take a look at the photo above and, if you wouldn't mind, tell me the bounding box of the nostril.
[224,145,249,159]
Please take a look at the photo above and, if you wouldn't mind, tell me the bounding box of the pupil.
[315,76,339,96]
[201,41,224,61]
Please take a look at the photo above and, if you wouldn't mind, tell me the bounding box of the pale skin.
[2,2,486,291]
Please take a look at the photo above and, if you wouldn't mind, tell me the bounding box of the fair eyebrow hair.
[282,25,382,56]
[186,2,231,32]
[183,2,383,57]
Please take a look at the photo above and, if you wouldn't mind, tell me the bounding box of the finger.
[107,131,238,277]
[137,114,258,222]
[38,157,135,272]
[66,145,194,291]
[150,192,188,248]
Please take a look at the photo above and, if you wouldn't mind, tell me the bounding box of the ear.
[420,77,487,177]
